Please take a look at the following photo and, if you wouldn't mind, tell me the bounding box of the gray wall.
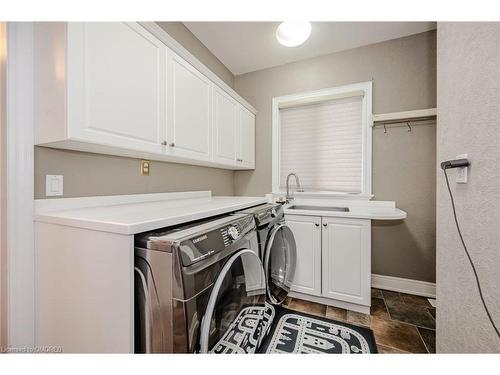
[34,22,236,199]
[234,31,437,282]
[436,23,500,353]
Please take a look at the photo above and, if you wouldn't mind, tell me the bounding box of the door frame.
[0,21,7,350]
[2,22,35,350]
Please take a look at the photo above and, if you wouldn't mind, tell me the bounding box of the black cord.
[443,168,500,340]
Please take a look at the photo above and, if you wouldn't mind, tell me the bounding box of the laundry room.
[1,0,499,373]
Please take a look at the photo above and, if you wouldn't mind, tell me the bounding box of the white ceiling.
[183,22,436,75]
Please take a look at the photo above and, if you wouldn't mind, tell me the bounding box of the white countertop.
[268,194,407,220]
[34,191,267,235]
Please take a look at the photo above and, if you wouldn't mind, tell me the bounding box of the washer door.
[264,223,297,305]
[199,249,269,354]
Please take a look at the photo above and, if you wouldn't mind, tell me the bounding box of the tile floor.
[283,288,436,354]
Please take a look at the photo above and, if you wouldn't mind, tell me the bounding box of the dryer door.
[264,223,297,305]
[199,249,272,354]
[134,255,164,353]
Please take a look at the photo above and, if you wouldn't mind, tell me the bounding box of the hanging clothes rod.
[373,115,436,126]
[372,108,436,133]
[372,108,437,125]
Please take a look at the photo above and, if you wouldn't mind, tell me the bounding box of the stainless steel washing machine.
[134,213,270,353]
[236,204,296,305]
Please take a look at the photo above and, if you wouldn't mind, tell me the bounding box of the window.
[272,82,372,197]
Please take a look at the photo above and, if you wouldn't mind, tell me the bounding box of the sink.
[288,205,350,212]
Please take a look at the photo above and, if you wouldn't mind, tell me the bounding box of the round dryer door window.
[199,249,274,354]
[264,223,297,305]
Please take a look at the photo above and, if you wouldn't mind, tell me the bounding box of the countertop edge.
[34,197,269,235]
[283,208,407,220]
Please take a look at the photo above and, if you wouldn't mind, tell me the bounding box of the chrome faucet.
[286,173,303,202]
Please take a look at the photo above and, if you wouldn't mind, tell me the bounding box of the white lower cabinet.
[285,215,322,296]
[286,214,371,310]
[321,217,371,306]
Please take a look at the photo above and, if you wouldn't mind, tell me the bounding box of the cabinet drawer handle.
[323,223,328,227]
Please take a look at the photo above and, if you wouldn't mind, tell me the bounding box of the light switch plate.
[46,175,64,196]
[456,154,468,183]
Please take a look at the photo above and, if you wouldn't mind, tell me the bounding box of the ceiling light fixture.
[276,21,312,47]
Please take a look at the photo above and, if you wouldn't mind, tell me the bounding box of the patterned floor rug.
[210,304,275,354]
[258,306,378,354]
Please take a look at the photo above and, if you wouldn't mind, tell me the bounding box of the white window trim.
[272,81,373,199]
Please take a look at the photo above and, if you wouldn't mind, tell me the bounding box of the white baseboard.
[371,274,436,298]
[289,292,370,314]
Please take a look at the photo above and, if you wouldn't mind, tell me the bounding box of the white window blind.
[279,96,363,193]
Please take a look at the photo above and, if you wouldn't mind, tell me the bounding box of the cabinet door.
[67,22,166,153]
[213,87,238,165]
[237,106,255,168]
[321,217,371,305]
[285,215,322,296]
[167,52,212,161]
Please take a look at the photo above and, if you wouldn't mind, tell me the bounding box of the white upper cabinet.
[34,22,256,170]
[237,107,256,168]
[67,22,166,154]
[213,87,238,165]
[167,53,212,161]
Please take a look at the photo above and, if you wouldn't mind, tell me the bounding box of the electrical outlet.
[46,175,63,196]
[456,154,468,183]
[141,160,150,176]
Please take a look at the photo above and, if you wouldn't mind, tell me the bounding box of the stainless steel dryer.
[134,213,269,353]
[236,204,296,305]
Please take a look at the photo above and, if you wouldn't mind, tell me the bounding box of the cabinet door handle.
[169,142,175,147]
[236,158,243,162]
[323,223,328,227]
[161,140,167,146]
[315,223,319,227]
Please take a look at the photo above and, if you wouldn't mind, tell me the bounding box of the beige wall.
[372,121,436,282]
[234,31,437,282]
[34,22,237,199]
[156,22,234,88]
[436,23,500,353]
[35,147,235,197]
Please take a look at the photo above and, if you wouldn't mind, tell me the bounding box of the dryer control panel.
[177,214,255,266]
[135,214,256,267]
